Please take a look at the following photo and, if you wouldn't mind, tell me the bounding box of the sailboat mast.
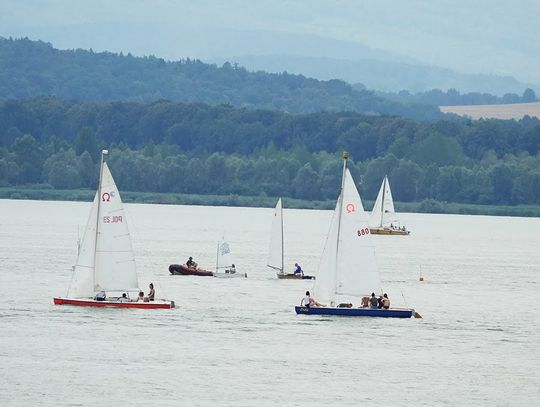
[380,175,387,227]
[332,151,349,305]
[280,198,284,273]
[93,150,108,291]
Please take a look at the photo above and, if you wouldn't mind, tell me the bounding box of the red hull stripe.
[53,298,173,309]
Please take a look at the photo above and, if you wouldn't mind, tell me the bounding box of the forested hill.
[0,37,440,120]
[1,98,539,207]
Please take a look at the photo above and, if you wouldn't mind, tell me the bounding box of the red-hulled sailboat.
[53,150,174,309]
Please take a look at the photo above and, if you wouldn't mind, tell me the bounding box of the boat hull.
[295,306,413,318]
[277,273,315,280]
[369,227,410,235]
[213,272,247,278]
[53,297,175,309]
[169,264,213,276]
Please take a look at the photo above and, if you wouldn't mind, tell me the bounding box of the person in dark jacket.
[369,292,378,309]
[147,283,155,301]
[293,263,304,276]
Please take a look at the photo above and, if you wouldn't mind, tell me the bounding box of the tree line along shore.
[2,187,539,218]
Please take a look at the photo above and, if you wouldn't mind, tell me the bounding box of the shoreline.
[1,187,539,217]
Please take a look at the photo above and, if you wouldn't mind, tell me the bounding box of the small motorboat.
[169,264,214,276]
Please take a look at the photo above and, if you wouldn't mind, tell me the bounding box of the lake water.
[0,199,539,406]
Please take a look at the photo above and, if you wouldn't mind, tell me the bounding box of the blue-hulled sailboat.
[295,152,418,318]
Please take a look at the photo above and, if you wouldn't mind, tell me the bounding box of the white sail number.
[357,228,370,236]
[103,215,123,223]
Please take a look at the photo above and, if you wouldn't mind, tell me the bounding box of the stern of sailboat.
[369,227,410,235]
[294,306,413,318]
[53,297,175,309]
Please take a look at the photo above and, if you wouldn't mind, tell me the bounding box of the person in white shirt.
[301,291,325,307]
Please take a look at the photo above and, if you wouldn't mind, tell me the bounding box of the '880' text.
[357,228,370,236]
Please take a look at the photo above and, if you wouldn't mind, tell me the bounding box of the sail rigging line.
[400,289,408,308]
[67,227,81,297]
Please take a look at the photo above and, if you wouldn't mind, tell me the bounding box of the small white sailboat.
[369,175,410,235]
[213,238,247,278]
[295,152,416,317]
[54,150,174,309]
[267,198,315,280]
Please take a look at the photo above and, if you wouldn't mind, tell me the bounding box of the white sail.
[370,176,398,227]
[336,169,380,297]
[216,239,234,270]
[67,192,99,298]
[267,198,283,272]
[313,200,339,304]
[93,162,139,293]
[314,166,381,305]
[68,154,139,298]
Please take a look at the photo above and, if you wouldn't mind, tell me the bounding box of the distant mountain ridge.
[0,37,441,120]
[214,54,539,96]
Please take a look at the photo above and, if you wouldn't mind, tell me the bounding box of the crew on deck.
[382,293,390,309]
[294,263,304,277]
[186,257,198,269]
[94,291,106,301]
[369,293,378,309]
[301,291,325,307]
[147,283,155,301]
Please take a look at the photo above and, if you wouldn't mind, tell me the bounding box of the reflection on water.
[0,199,539,406]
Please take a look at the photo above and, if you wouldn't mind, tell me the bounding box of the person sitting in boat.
[369,293,378,309]
[186,257,198,269]
[147,283,155,302]
[118,293,130,302]
[378,295,384,309]
[94,291,106,301]
[136,291,145,302]
[293,263,304,277]
[226,264,236,274]
[361,296,370,308]
[382,293,390,309]
[301,291,325,307]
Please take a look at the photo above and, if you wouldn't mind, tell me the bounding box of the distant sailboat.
[369,176,410,235]
[213,238,247,278]
[267,198,315,280]
[295,152,416,317]
[54,150,175,309]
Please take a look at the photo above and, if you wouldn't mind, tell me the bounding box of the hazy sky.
[1,0,539,83]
